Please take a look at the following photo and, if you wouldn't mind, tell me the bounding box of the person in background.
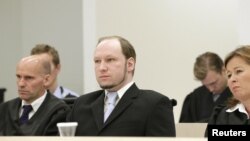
[179,52,232,122]
[206,45,250,129]
[31,44,79,98]
[67,35,176,136]
[0,55,70,135]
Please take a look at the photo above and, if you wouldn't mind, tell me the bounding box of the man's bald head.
[18,55,51,75]
[16,55,51,103]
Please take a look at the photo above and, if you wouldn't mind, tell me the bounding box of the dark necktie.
[19,105,33,124]
[104,92,117,122]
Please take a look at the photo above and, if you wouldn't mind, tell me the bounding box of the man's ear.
[127,57,135,72]
[43,74,51,88]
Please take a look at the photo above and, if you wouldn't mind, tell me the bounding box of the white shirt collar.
[226,103,249,119]
[21,91,47,113]
[105,81,135,101]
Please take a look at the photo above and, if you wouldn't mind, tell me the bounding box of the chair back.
[63,97,77,109]
[0,88,6,103]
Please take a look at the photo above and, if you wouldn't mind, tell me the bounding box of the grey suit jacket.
[67,84,176,136]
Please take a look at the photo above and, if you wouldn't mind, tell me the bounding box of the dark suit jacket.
[67,84,176,136]
[0,92,70,136]
[179,86,232,123]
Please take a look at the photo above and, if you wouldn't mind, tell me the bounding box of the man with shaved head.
[0,55,70,136]
[67,36,175,136]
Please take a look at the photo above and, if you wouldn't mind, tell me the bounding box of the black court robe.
[204,104,250,137]
[208,104,250,125]
[179,86,232,123]
[0,92,70,136]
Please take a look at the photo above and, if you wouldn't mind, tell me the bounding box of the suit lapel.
[91,91,105,130]
[9,98,22,123]
[102,84,139,127]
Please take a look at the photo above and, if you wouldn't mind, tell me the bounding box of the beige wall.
[0,0,22,101]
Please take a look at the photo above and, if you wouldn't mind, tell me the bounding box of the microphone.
[171,99,177,107]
